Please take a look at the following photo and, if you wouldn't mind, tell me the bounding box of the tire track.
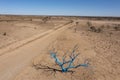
[0,22,72,56]
[0,22,73,80]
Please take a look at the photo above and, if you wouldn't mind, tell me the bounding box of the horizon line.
[0,13,120,18]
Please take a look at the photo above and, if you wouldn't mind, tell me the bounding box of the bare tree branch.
[50,45,89,72]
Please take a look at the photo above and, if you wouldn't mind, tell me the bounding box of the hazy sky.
[0,0,120,16]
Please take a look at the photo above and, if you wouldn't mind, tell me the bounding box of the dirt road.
[0,22,73,80]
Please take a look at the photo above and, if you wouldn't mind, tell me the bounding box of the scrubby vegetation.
[50,45,88,72]
[89,26,102,33]
[33,45,89,74]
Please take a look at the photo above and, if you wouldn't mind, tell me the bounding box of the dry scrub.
[14,20,120,80]
[15,29,95,80]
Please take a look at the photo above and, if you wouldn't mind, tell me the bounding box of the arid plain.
[0,15,120,80]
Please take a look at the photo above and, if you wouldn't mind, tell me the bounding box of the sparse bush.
[30,18,32,21]
[50,45,89,72]
[118,24,120,27]
[33,45,89,73]
[96,28,102,33]
[42,16,50,23]
[109,32,113,37]
[87,21,92,27]
[74,22,79,33]
[113,26,120,31]
[75,22,79,25]
[89,26,96,32]
[89,26,102,33]
[3,32,6,36]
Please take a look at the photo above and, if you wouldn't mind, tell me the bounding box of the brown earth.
[0,15,120,80]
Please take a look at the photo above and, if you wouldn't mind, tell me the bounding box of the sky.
[0,0,120,17]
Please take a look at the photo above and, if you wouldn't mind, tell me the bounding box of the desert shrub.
[33,45,89,73]
[3,32,6,36]
[42,16,50,23]
[30,18,32,21]
[118,24,120,27]
[87,21,92,27]
[75,22,79,25]
[50,45,89,72]
[96,28,102,33]
[74,22,80,32]
[89,26,96,32]
[89,26,102,33]
[109,32,113,37]
[113,26,120,31]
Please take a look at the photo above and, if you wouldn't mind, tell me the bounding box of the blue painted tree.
[50,45,89,72]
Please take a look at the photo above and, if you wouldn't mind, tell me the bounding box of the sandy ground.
[0,16,120,80]
[14,20,120,80]
[0,19,68,49]
[0,20,73,80]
